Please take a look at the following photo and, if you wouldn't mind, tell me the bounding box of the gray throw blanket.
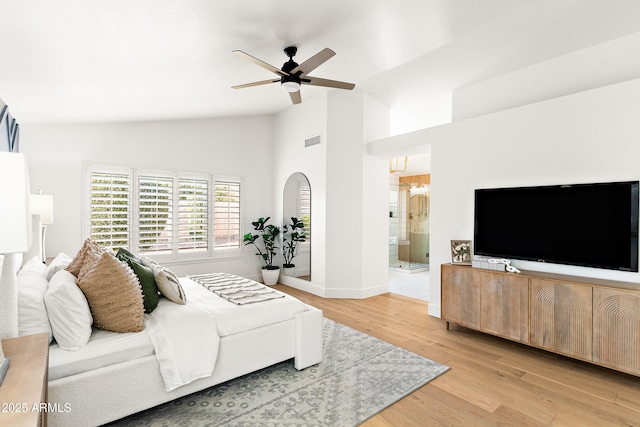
[187,273,284,305]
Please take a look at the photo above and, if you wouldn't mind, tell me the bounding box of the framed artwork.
[451,240,472,265]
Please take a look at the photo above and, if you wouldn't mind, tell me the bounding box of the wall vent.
[304,134,321,148]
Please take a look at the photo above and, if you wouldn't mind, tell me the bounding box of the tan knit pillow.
[77,252,145,333]
[66,239,104,277]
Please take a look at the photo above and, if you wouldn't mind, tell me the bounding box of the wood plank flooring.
[274,285,640,426]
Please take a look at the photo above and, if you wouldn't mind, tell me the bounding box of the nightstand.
[0,333,49,427]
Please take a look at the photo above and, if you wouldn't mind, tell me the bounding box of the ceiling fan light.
[281,81,301,92]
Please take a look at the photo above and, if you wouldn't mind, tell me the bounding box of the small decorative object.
[488,258,521,274]
[282,217,307,276]
[472,256,506,271]
[451,240,472,265]
[244,217,281,285]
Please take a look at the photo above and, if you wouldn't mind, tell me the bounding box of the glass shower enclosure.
[389,182,430,271]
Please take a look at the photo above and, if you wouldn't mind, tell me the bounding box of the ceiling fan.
[232,46,355,105]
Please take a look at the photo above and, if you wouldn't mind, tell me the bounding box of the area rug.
[107,319,449,427]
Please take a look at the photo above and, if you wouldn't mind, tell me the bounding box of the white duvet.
[146,277,305,392]
[146,297,219,392]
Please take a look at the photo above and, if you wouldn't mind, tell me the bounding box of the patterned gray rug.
[107,319,449,426]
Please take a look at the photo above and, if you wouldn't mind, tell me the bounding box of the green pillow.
[126,257,160,314]
[114,248,161,313]
[115,247,140,264]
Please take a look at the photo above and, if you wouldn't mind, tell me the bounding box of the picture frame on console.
[450,240,472,265]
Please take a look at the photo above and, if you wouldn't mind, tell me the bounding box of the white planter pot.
[261,268,280,286]
[283,267,295,277]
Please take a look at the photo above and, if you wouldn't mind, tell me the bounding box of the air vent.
[304,134,321,148]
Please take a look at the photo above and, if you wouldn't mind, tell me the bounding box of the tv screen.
[474,181,639,272]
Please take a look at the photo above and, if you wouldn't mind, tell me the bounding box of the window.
[85,165,241,259]
[299,182,311,245]
[179,178,209,252]
[213,179,241,251]
[89,171,131,249]
[138,175,173,254]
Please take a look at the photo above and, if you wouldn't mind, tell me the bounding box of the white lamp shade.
[0,152,32,253]
[30,194,54,225]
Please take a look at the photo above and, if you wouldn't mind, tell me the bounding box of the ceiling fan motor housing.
[281,46,302,88]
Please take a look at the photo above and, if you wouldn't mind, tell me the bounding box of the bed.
[0,240,323,427]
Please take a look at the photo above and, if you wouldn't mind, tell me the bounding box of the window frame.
[212,175,243,258]
[83,163,243,262]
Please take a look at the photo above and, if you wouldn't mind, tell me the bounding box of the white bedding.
[49,276,308,392]
[180,277,306,336]
[146,295,219,391]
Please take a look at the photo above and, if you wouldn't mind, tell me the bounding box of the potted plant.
[282,217,307,276]
[243,217,281,285]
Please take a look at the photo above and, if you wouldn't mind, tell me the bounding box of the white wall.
[273,90,390,298]
[20,115,273,280]
[273,93,328,295]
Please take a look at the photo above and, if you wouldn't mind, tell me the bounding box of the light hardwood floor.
[274,284,640,426]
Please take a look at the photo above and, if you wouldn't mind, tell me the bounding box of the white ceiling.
[1,1,640,125]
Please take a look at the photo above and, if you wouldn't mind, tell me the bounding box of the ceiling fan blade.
[291,48,335,76]
[304,76,355,90]
[232,79,280,89]
[233,50,289,76]
[289,90,301,105]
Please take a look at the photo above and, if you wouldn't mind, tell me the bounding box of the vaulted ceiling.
[1,1,639,124]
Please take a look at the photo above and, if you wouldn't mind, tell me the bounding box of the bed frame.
[0,251,323,427]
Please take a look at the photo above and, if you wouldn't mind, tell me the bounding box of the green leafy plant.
[243,217,281,270]
[282,217,307,268]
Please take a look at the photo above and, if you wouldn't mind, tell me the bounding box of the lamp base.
[0,356,10,386]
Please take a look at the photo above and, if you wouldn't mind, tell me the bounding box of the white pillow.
[16,270,53,341]
[141,256,186,305]
[152,265,186,305]
[45,252,73,281]
[45,270,93,351]
[20,256,47,276]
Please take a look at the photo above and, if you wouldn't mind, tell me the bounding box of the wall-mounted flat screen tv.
[474,181,639,272]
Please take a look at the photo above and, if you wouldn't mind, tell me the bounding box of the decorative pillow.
[115,247,140,263]
[66,239,104,277]
[114,248,159,313]
[139,255,159,268]
[45,270,93,351]
[152,265,186,305]
[77,252,145,333]
[77,243,105,279]
[16,269,53,341]
[20,256,47,276]
[126,258,160,313]
[45,252,73,281]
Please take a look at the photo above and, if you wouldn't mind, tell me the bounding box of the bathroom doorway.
[388,154,431,301]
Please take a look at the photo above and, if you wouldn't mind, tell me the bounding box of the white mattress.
[49,276,306,381]
[49,328,153,381]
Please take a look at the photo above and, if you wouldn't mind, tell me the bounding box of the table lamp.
[0,152,32,386]
[30,192,54,262]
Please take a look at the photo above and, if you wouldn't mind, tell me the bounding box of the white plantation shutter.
[138,175,173,254]
[299,183,311,244]
[178,178,208,252]
[213,179,241,250]
[89,171,131,250]
[86,165,242,259]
